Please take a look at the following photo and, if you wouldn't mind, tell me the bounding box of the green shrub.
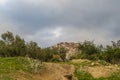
[74,69,94,80]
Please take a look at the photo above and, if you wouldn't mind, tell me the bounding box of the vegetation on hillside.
[72,40,120,64]
[0,31,120,65]
[0,31,63,62]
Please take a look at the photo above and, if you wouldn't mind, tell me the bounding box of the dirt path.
[10,59,120,80]
[33,63,75,80]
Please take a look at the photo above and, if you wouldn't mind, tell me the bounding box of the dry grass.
[70,59,120,78]
[82,65,119,78]
[33,63,75,80]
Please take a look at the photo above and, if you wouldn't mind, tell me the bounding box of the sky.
[0,0,120,47]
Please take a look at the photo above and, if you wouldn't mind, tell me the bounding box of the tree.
[0,31,15,57]
[102,41,120,64]
[0,40,6,57]
[77,40,102,60]
[58,47,66,61]
[26,41,40,59]
[78,40,100,55]
[1,31,14,45]
[12,35,26,56]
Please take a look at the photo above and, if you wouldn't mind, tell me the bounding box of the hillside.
[52,42,79,59]
[0,57,76,80]
[0,57,120,80]
[0,57,44,80]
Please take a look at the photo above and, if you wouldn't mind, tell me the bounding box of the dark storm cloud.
[4,1,119,26]
[0,0,120,47]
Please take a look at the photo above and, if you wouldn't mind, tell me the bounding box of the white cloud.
[52,27,62,38]
[0,0,8,6]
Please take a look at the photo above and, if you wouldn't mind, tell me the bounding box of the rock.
[52,42,79,60]
[91,62,95,66]
[64,74,73,80]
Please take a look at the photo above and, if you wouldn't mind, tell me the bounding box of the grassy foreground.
[0,57,120,80]
[74,67,120,80]
[70,60,120,80]
[0,57,43,80]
